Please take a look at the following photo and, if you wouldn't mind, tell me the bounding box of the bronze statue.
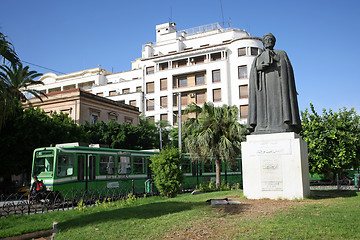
[247,33,302,134]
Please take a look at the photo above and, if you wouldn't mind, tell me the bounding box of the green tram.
[31,143,243,194]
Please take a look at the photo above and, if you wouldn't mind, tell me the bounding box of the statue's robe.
[247,49,302,134]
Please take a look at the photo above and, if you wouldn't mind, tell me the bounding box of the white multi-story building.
[30,22,263,125]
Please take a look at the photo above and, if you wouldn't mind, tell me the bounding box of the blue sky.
[1,0,359,113]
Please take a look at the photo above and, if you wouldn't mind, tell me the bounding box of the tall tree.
[0,62,45,103]
[182,103,247,188]
[0,32,20,131]
[0,32,19,65]
[301,104,360,182]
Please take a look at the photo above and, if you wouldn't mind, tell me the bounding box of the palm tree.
[183,102,247,188]
[0,32,20,65]
[0,31,21,131]
[0,63,46,132]
[0,62,45,102]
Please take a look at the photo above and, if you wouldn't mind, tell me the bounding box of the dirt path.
[162,196,315,240]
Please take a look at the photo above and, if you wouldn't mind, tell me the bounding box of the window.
[178,76,187,87]
[173,95,178,107]
[204,161,214,173]
[125,117,133,123]
[146,99,154,111]
[196,92,206,104]
[213,88,221,102]
[109,90,117,96]
[160,96,168,108]
[160,114,168,121]
[133,157,146,174]
[211,52,221,61]
[136,86,142,92]
[230,160,240,172]
[173,59,187,68]
[63,84,75,90]
[238,65,248,79]
[118,156,131,175]
[181,158,191,173]
[122,88,130,94]
[48,87,61,93]
[57,154,74,177]
[181,94,188,106]
[99,155,115,175]
[240,105,249,119]
[147,116,155,122]
[239,85,249,99]
[212,70,220,83]
[129,100,136,106]
[78,81,94,90]
[251,47,259,56]
[109,112,118,121]
[238,47,246,56]
[146,82,154,93]
[33,150,54,177]
[173,112,178,125]
[195,73,205,85]
[160,78,167,91]
[146,66,154,75]
[159,62,168,70]
[192,55,205,64]
[96,92,104,97]
[91,114,98,124]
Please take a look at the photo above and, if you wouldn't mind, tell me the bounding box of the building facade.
[28,22,263,125]
[24,88,140,125]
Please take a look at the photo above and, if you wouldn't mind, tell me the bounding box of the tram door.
[77,155,86,190]
[86,154,96,191]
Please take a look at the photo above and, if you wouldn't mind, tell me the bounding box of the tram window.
[57,154,74,177]
[133,156,145,174]
[118,156,131,174]
[182,158,191,173]
[230,161,240,172]
[33,156,54,176]
[204,161,214,173]
[99,155,115,175]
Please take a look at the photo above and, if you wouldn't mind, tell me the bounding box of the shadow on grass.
[58,201,202,231]
[309,190,359,199]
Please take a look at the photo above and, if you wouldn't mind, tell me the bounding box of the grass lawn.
[1,190,360,239]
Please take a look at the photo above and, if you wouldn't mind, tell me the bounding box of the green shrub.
[219,182,231,191]
[77,198,86,211]
[197,181,232,192]
[150,147,184,198]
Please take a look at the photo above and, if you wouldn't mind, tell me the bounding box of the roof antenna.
[220,0,225,27]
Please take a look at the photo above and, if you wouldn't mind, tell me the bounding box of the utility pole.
[177,93,182,152]
[159,123,163,150]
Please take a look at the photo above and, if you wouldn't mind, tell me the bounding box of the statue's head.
[262,33,276,50]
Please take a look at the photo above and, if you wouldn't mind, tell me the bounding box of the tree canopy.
[300,104,360,181]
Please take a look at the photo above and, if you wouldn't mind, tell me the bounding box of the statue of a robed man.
[247,33,302,134]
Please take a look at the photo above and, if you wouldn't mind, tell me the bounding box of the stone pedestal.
[241,132,310,200]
